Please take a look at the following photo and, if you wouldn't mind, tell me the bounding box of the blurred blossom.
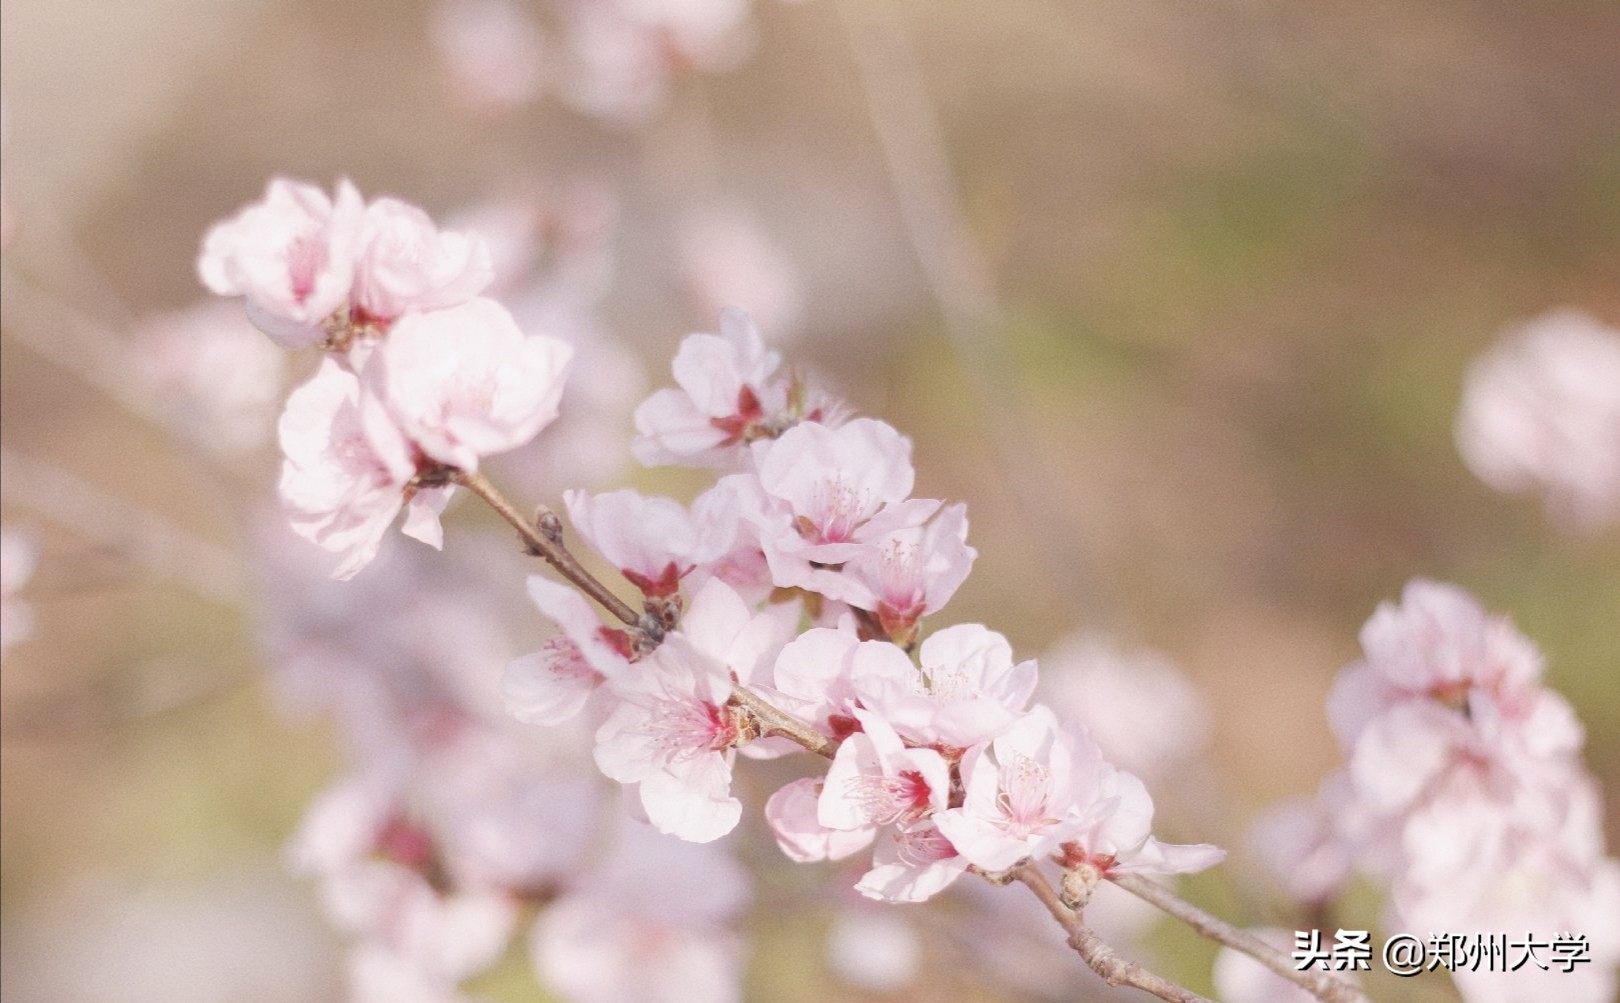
[1456,309,1620,531]
[1036,632,1212,780]
[678,206,805,341]
[431,0,548,111]
[133,300,288,456]
[1274,580,1620,1002]
[0,527,38,660]
[554,0,756,124]
[1212,929,1318,1003]
[0,868,337,1003]
[825,907,920,991]
[532,822,751,1003]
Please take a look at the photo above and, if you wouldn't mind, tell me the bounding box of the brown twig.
[1110,872,1369,1003]
[451,469,641,628]
[1012,865,1214,1003]
[728,686,839,759]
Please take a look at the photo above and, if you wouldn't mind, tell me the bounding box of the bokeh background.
[2,1,1617,1001]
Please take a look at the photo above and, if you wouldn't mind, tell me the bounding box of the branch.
[728,686,839,759]
[1012,865,1214,1003]
[451,470,641,628]
[1110,872,1369,1003]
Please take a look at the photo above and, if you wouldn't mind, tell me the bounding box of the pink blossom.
[504,575,633,725]
[678,206,804,340]
[1036,632,1211,780]
[430,0,547,111]
[1328,579,1581,814]
[352,198,495,322]
[593,579,790,841]
[756,626,865,741]
[834,502,975,641]
[198,178,366,348]
[373,297,572,471]
[277,358,450,580]
[133,300,288,455]
[562,487,734,597]
[764,777,874,863]
[934,707,1079,871]
[632,308,830,468]
[532,823,749,1003]
[1456,309,1620,530]
[818,711,950,833]
[851,623,1038,749]
[854,820,969,903]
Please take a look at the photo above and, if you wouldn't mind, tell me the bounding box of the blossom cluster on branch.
[196,178,1613,1003]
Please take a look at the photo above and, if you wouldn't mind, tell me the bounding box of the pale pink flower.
[764,777,875,863]
[562,487,734,597]
[756,626,865,741]
[1037,632,1211,780]
[855,819,970,903]
[1054,760,1225,878]
[834,502,975,641]
[1328,579,1581,814]
[678,207,804,341]
[431,0,548,111]
[1456,309,1620,530]
[133,300,288,455]
[744,417,938,595]
[504,575,633,725]
[593,579,790,841]
[198,178,366,348]
[1246,780,1357,906]
[633,307,831,468]
[818,711,950,833]
[373,297,573,471]
[934,707,1080,871]
[352,198,495,322]
[532,823,749,1003]
[1,527,37,661]
[277,358,451,580]
[851,623,1038,750]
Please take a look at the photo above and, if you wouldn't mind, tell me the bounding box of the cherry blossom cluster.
[1257,580,1620,1003]
[503,306,1225,905]
[262,532,752,1003]
[1455,308,1620,531]
[200,178,573,579]
[431,0,758,122]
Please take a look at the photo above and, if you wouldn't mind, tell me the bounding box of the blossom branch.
[727,686,839,759]
[1109,872,1369,1003]
[451,469,641,628]
[1012,865,1213,1003]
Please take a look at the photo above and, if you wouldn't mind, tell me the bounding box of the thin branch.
[1012,865,1214,1003]
[451,469,640,628]
[1110,872,1369,1003]
[728,685,839,759]
[0,447,246,606]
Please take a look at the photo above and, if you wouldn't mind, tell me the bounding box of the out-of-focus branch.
[1012,864,1214,1003]
[833,0,1107,618]
[0,446,245,606]
[1111,872,1369,1003]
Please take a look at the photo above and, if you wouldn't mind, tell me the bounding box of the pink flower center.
[804,474,873,544]
[994,753,1054,836]
[845,768,934,826]
[643,698,738,763]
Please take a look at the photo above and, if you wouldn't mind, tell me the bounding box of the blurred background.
[2,1,1617,1001]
